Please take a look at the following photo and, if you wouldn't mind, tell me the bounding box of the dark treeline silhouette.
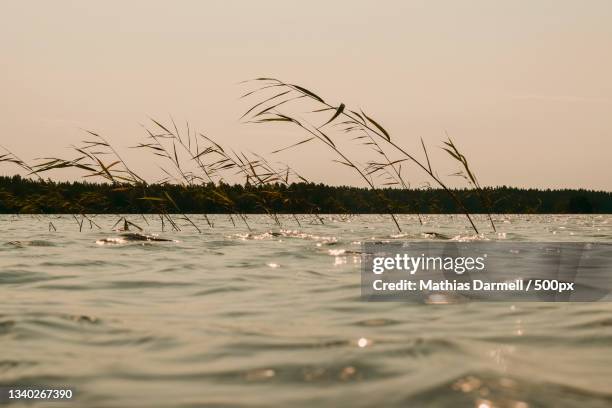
[1,175,610,214]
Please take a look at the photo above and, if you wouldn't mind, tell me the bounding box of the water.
[1,214,612,407]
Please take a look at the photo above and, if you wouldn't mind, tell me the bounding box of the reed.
[0,77,497,234]
[1,145,101,230]
[139,118,325,229]
[442,137,496,232]
[241,78,494,233]
[29,133,189,232]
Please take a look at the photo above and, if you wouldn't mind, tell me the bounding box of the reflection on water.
[1,214,612,407]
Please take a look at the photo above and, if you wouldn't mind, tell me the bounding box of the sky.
[1,0,611,190]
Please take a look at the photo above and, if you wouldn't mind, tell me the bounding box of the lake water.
[1,214,612,407]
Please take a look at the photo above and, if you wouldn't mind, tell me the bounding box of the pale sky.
[1,0,611,190]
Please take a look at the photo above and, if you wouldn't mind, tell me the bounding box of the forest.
[1,175,609,214]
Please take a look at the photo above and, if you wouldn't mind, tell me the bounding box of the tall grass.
[0,78,495,234]
[241,78,496,234]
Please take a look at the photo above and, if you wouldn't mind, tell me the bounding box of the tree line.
[1,175,609,214]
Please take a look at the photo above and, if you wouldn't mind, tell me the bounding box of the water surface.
[1,214,612,407]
